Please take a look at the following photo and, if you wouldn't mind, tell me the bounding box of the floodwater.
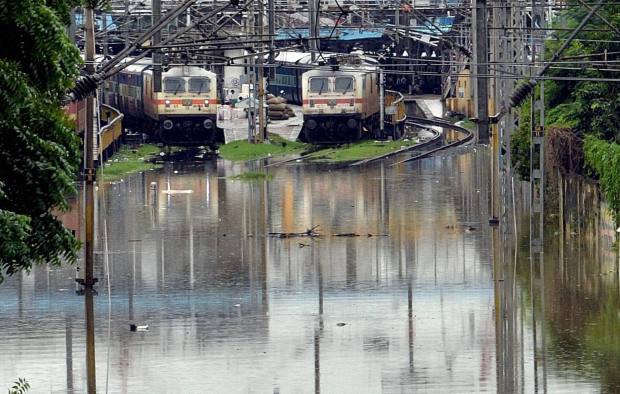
[1,148,619,393]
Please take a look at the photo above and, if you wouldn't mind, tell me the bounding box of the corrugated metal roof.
[409,16,455,35]
[275,27,385,41]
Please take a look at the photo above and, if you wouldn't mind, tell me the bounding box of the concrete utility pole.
[102,12,109,58]
[529,1,548,389]
[379,68,385,137]
[82,6,97,394]
[395,4,400,45]
[125,0,130,48]
[309,0,318,62]
[153,0,162,92]
[268,0,275,80]
[472,0,489,142]
[69,8,77,44]
[257,0,266,142]
[247,1,257,142]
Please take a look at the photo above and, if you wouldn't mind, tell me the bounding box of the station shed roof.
[275,27,386,42]
[408,16,455,36]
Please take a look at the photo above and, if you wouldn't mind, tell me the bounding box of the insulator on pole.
[509,79,536,109]
[67,73,103,102]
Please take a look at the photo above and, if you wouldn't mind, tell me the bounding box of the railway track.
[260,116,473,168]
[389,117,474,166]
[262,147,331,167]
[348,120,441,166]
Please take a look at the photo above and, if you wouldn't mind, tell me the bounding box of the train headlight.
[204,99,209,107]
[306,119,318,130]
[162,120,174,130]
[203,119,214,129]
[165,99,171,108]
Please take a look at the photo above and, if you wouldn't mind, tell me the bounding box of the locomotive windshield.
[309,77,329,94]
[334,77,354,93]
[164,78,186,94]
[189,77,210,94]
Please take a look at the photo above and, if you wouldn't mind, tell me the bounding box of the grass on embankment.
[98,144,162,182]
[456,119,476,131]
[312,139,419,162]
[218,134,309,161]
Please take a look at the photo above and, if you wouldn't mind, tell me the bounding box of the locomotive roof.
[118,58,215,78]
[274,50,378,66]
[302,67,377,78]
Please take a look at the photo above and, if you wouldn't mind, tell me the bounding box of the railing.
[98,104,124,160]
[384,90,407,139]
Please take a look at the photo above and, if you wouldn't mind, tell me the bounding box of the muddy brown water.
[1,148,618,393]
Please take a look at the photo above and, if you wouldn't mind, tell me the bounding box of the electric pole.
[472,0,489,142]
[153,0,162,92]
[257,0,266,142]
[379,68,385,138]
[247,0,257,143]
[309,0,317,62]
[82,5,97,393]
[268,0,275,80]
[124,0,130,49]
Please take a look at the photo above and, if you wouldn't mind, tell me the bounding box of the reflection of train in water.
[103,59,221,146]
[301,65,380,144]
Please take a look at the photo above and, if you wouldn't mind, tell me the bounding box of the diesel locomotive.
[104,59,220,146]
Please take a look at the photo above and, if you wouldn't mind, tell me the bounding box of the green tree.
[543,2,620,141]
[511,2,620,188]
[0,0,82,283]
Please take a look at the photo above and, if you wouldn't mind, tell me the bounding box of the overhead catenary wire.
[508,0,607,109]
[68,0,620,103]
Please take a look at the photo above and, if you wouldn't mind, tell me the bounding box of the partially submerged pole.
[82,6,97,393]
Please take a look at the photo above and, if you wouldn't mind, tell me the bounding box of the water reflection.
[494,174,619,393]
[1,150,618,392]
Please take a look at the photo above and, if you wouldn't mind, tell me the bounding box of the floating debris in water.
[130,324,149,332]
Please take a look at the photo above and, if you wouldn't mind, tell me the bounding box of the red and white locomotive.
[104,59,220,146]
[301,64,380,144]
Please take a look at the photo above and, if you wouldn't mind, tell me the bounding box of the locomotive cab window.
[309,77,329,94]
[189,77,210,94]
[164,78,186,94]
[334,77,354,93]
